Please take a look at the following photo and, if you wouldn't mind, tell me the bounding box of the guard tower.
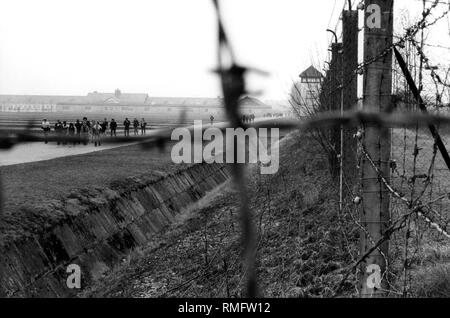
[299,65,323,84]
[297,66,323,107]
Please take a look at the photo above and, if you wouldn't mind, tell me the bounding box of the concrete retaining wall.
[0,163,231,297]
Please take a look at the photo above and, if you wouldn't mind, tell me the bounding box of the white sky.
[0,0,448,100]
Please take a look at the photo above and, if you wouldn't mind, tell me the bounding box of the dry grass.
[391,127,450,193]
[412,264,450,298]
[0,141,190,245]
[0,142,183,217]
[389,127,450,297]
[82,131,359,298]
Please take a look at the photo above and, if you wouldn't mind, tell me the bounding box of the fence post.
[342,9,358,184]
[360,0,393,297]
[330,41,343,179]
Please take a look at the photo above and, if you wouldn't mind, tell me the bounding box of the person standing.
[110,119,117,137]
[68,122,76,146]
[54,120,63,145]
[123,118,131,137]
[210,115,215,126]
[75,119,82,144]
[62,121,69,145]
[41,118,51,144]
[133,118,139,136]
[140,118,147,135]
[82,117,91,134]
[101,118,109,135]
[81,120,89,145]
[90,120,96,144]
[92,121,102,147]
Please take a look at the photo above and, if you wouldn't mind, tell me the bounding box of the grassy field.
[0,126,281,242]
[0,141,189,238]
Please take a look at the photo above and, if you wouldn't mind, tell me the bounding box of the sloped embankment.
[0,163,231,297]
[84,132,359,298]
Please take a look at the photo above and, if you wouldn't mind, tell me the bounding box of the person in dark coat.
[75,119,82,144]
[123,118,131,137]
[110,119,117,137]
[81,120,89,145]
[140,118,147,135]
[62,121,69,145]
[54,120,63,145]
[101,118,108,135]
[68,123,76,146]
[133,118,139,136]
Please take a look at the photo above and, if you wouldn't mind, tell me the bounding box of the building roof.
[144,97,222,107]
[0,92,272,110]
[239,96,267,107]
[86,92,149,105]
[0,95,84,104]
[299,66,323,79]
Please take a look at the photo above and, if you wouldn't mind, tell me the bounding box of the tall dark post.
[330,42,343,178]
[360,0,393,297]
[342,10,359,184]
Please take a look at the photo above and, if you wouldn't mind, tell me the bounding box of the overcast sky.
[0,0,448,100]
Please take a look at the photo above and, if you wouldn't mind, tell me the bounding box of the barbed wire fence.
[292,0,450,297]
[1,0,450,298]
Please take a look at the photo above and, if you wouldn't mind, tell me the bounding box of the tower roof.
[299,66,323,79]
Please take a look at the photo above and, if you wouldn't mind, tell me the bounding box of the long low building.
[0,90,273,119]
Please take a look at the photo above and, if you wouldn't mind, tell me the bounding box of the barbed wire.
[1,0,450,298]
[292,0,450,298]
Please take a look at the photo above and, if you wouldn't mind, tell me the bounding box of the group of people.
[122,118,148,137]
[208,114,255,125]
[241,114,255,124]
[263,113,285,118]
[41,117,149,147]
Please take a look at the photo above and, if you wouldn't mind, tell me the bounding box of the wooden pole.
[360,0,393,297]
[330,42,343,179]
[342,10,359,184]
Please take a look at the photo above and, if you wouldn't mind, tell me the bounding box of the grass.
[0,129,280,246]
[391,127,450,193]
[412,264,450,298]
[386,128,450,297]
[80,128,450,298]
[0,142,184,214]
[81,131,359,298]
[0,142,185,214]
[0,141,188,243]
